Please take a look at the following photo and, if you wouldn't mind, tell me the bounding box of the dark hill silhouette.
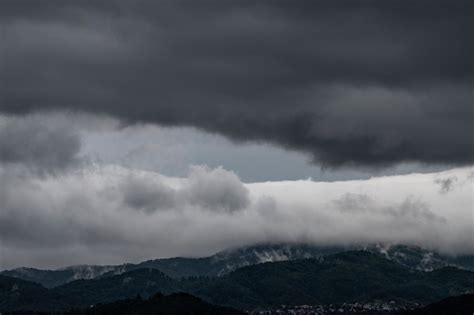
[5,292,244,315]
[401,294,474,315]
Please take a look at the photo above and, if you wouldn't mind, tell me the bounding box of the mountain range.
[1,249,473,312]
[2,243,473,288]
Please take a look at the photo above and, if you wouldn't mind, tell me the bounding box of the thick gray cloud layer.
[0,115,81,173]
[0,163,472,269]
[1,1,473,166]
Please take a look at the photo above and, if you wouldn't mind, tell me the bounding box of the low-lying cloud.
[184,166,250,213]
[434,176,459,194]
[334,193,445,223]
[0,161,472,270]
[120,165,249,214]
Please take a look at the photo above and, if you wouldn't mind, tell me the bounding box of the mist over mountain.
[3,243,474,289]
[5,243,474,288]
[1,250,473,313]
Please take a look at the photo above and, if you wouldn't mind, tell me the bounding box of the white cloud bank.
[0,162,472,270]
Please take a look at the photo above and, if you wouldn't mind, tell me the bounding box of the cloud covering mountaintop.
[1,0,473,166]
[1,154,472,269]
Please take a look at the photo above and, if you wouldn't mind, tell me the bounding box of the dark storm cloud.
[1,0,473,166]
[0,115,81,173]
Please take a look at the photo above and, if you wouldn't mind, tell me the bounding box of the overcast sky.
[0,1,473,269]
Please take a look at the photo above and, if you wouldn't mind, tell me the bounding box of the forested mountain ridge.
[3,244,473,288]
[1,251,473,312]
